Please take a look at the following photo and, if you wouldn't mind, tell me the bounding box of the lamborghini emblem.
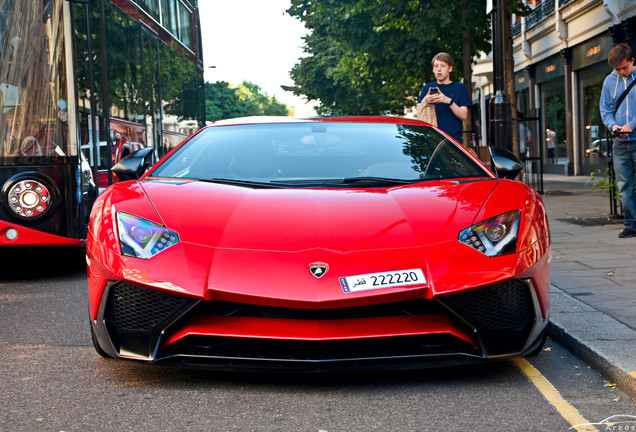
[309,263,328,279]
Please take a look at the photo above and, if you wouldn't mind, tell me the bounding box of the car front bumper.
[90,277,549,372]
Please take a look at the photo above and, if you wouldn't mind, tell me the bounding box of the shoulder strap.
[614,77,636,114]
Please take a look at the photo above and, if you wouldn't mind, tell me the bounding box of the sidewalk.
[540,174,636,400]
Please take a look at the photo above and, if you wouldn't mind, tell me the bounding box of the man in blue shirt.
[417,52,471,144]
[600,43,636,238]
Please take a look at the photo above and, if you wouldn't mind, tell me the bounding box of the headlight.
[458,210,520,257]
[116,212,179,258]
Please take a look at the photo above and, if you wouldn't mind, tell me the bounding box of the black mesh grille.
[441,280,533,331]
[108,283,195,332]
[105,283,197,358]
[440,280,535,356]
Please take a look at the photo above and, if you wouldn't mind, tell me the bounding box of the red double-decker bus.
[0,0,204,247]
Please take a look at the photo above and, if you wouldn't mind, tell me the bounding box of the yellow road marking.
[512,357,599,432]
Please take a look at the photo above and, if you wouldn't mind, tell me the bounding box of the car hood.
[139,179,498,252]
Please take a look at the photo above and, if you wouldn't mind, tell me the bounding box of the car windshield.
[148,122,491,186]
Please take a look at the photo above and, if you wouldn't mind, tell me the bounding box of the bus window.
[0,0,71,161]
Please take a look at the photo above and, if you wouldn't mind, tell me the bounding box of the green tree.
[205,81,251,121]
[289,32,398,115]
[287,0,492,116]
[205,81,290,122]
[238,82,290,116]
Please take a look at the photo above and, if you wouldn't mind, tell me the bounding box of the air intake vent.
[105,283,197,358]
[440,280,535,356]
[108,283,195,332]
[442,280,533,331]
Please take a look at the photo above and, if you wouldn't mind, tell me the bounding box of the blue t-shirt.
[417,81,471,143]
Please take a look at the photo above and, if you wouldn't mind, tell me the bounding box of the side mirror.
[112,147,153,181]
[489,146,523,179]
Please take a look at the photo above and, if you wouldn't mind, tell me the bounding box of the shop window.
[542,83,566,165]
[580,63,612,169]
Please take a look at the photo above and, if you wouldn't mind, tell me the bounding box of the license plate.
[339,268,426,293]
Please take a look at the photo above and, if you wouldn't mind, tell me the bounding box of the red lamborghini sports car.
[87,116,551,372]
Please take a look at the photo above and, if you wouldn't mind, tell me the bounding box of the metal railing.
[521,109,544,194]
[606,135,623,218]
[511,20,521,38]
[512,0,575,37]
[525,0,555,29]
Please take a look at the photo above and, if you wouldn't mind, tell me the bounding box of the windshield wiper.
[199,177,428,189]
[199,178,288,188]
[341,176,426,185]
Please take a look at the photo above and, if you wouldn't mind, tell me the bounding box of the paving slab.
[540,174,636,400]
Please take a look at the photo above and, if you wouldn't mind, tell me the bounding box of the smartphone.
[430,87,439,95]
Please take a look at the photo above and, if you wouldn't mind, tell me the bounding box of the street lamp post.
[489,0,512,151]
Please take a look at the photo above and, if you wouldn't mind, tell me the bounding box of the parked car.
[585,138,608,157]
[87,116,551,372]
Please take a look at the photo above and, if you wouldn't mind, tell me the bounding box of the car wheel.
[90,323,113,358]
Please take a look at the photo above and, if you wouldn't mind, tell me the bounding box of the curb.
[547,286,636,401]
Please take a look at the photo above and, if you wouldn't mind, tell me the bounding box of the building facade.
[472,0,636,175]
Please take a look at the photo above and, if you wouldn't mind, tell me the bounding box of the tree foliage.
[205,81,290,122]
[286,0,493,115]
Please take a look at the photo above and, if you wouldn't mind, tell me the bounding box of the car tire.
[90,323,113,358]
